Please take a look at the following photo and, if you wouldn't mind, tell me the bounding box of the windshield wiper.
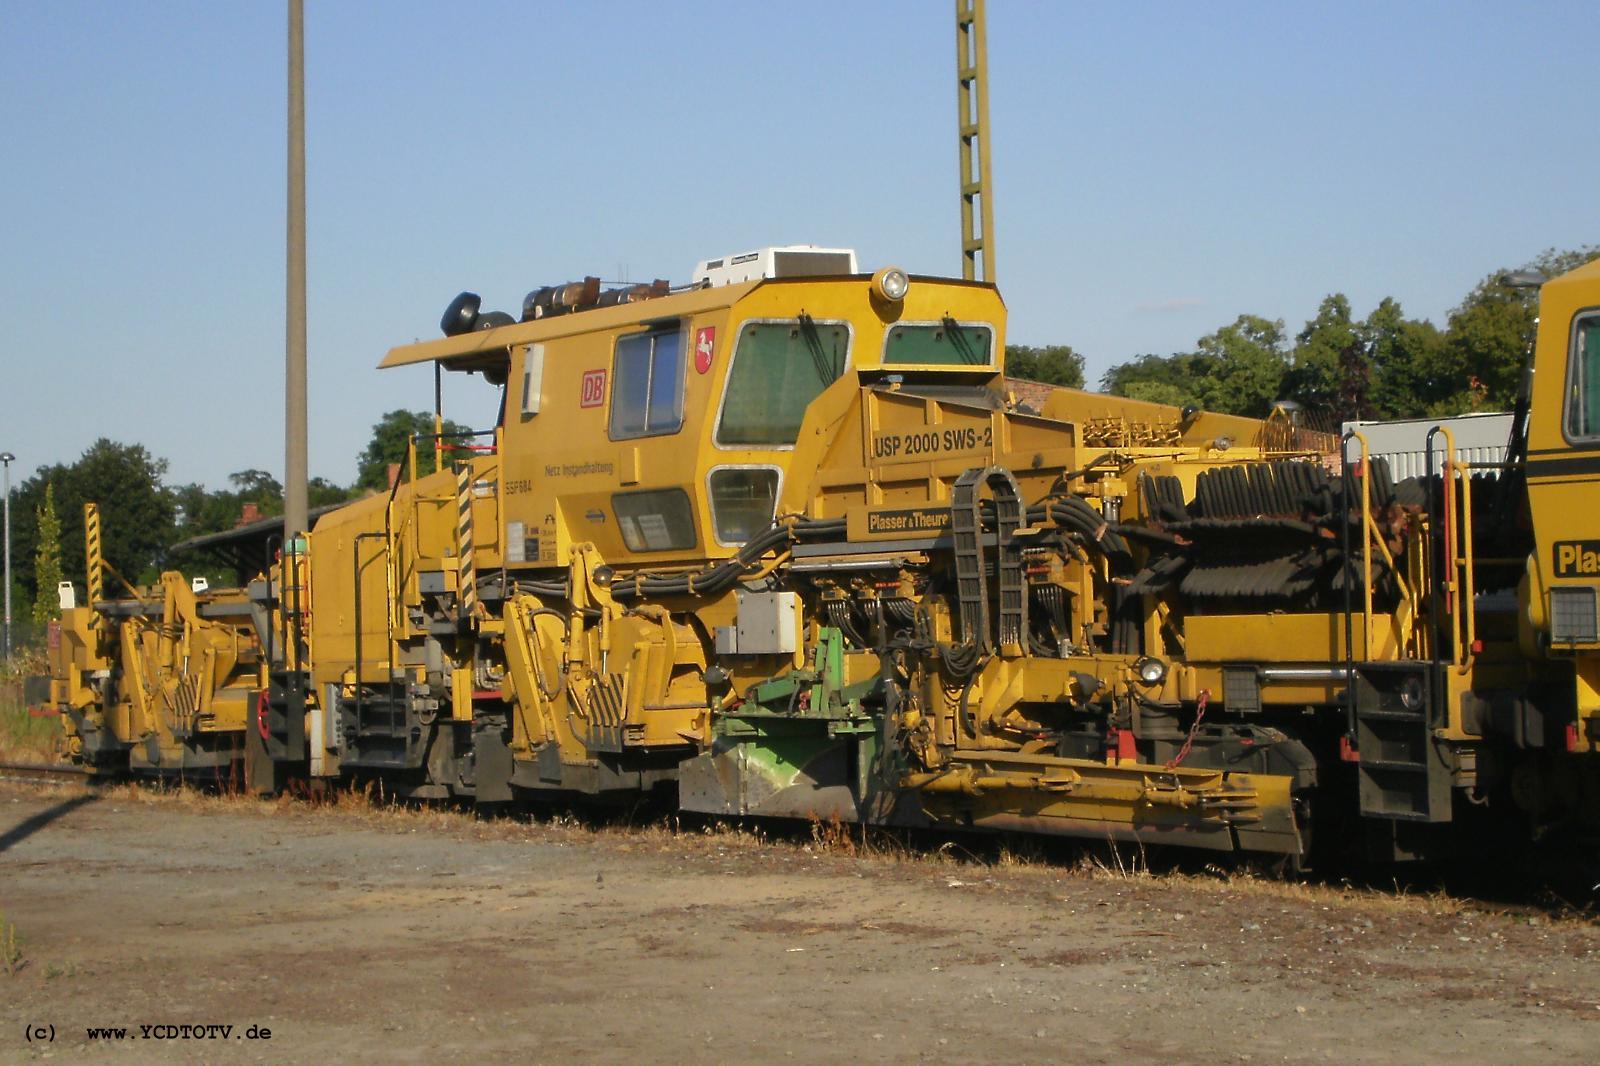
[798,313,841,383]
[942,316,985,365]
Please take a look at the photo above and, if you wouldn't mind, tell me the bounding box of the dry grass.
[1122,860,1486,923]
[1063,834,1154,882]
[813,812,870,853]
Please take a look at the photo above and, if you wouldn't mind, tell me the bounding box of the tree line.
[6,410,466,635]
[1007,246,1598,422]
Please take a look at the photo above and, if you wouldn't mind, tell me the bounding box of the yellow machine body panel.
[1520,257,1600,750]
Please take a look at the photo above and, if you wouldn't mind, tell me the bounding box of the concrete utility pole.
[1,451,13,662]
[284,0,309,539]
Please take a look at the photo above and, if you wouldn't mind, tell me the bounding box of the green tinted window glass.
[716,319,849,447]
[1570,316,1600,440]
[884,321,993,366]
[708,468,780,544]
[613,489,696,552]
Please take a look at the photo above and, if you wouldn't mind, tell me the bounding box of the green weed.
[1,911,25,977]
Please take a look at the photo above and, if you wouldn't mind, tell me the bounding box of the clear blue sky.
[2,1,1595,489]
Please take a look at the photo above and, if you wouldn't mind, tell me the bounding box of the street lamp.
[0,451,13,663]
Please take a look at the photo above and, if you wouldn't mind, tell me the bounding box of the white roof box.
[692,245,858,288]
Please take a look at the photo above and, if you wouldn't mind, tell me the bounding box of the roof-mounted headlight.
[871,266,910,304]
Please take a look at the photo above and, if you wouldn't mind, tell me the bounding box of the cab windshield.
[716,316,849,447]
[883,319,993,366]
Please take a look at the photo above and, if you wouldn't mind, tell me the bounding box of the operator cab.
[378,247,1006,571]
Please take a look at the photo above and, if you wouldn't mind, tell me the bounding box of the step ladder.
[260,669,308,762]
[1352,663,1451,821]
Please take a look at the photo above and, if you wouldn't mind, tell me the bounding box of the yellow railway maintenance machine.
[49,504,260,775]
[50,250,1600,864]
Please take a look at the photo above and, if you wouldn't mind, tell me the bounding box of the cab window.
[610,327,684,439]
[716,318,849,447]
[613,489,696,552]
[708,467,780,545]
[884,320,993,366]
[1567,313,1600,441]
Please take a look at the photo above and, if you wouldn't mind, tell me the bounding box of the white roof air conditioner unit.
[692,245,858,288]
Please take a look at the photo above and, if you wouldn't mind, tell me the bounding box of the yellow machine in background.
[1518,260,1600,738]
[49,250,1600,864]
[51,506,259,773]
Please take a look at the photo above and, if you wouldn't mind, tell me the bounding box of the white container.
[1342,412,1513,480]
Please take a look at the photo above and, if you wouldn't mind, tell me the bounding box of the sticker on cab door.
[694,327,716,374]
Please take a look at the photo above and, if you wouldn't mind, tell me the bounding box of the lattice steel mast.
[956,0,996,282]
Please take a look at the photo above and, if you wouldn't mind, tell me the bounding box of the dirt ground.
[1,782,1597,1064]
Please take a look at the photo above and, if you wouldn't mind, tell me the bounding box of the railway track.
[0,759,88,786]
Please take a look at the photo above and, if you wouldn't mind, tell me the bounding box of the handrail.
[1363,500,1413,656]
[433,363,444,471]
[1454,448,1476,674]
[390,436,421,636]
[417,427,500,455]
[1346,431,1375,660]
[1338,430,1359,746]
[495,426,507,599]
[353,450,414,733]
[285,536,303,673]
[380,450,407,681]
[351,531,388,731]
[263,533,281,673]
[1427,425,1478,675]
[1437,426,1459,662]
[1433,422,1459,672]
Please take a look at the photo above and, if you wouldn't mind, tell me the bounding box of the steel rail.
[0,759,88,785]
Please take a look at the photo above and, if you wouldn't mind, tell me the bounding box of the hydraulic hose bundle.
[608,516,846,600]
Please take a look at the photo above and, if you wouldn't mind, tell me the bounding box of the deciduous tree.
[355,411,473,492]
[1004,345,1086,389]
[11,439,176,596]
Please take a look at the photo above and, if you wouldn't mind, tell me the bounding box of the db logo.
[580,369,606,408]
[694,327,716,374]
